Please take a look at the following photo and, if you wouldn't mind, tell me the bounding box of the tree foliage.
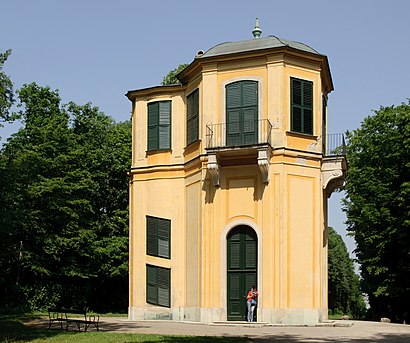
[328,227,366,318]
[343,101,410,322]
[0,49,14,125]
[161,64,188,85]
[0,83,131,312]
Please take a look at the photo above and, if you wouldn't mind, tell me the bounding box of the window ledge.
[185,139,201,149]
[146,149,172,156]
[286,131,318,139]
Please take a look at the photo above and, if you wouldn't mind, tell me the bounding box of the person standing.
[246,285,258,322]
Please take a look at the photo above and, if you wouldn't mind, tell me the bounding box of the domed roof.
[198,35,321,59]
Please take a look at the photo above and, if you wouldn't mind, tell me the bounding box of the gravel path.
[27,317,410,342]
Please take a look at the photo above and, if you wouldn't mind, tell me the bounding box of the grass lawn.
[0,314,247,343]
[328,314,349,320]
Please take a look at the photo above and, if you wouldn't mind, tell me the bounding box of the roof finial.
[252,17,262,38]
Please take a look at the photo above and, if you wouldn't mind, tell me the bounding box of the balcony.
[206,119,273,149]
[205,119,273,186]
[322,133,347,197]
[205,119,347,192]
[324,133,346,157]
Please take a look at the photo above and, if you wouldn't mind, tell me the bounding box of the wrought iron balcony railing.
[205,119,346,157]
[206,119,273,149]
[324,133,346,157]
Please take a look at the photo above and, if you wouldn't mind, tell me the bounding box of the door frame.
[220,220,262,321]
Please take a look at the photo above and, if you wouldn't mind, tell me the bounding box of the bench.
[48,308,99,331]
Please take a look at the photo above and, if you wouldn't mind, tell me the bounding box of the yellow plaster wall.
[287,174,315,308]
[201,158,323,311]
[185,175,201,308]
[129,47,330,323]
[129,174,186,308]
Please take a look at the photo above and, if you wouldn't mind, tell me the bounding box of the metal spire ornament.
[252,17,262,38]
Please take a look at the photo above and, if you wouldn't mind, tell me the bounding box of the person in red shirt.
[246,285,258,322]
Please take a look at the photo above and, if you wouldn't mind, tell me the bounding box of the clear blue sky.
[2,0,410,260]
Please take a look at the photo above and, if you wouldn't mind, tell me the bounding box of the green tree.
[0,83,131,311]
[344,101,410,322]
[328,227,366,318]
[0,49,15,128]
[161,64,188,85]
[0,83,72,308]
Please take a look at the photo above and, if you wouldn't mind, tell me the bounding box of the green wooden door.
[226,81,258,146]
[227,226,257,321]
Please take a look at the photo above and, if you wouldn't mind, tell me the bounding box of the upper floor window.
[147,101,171,151]
[186,89,199,145]
[146,215,170,259]
[290,78,313,135]
[226,80,258,146]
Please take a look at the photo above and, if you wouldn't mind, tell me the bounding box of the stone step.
[212,320,353,327]
[212,321,268,327]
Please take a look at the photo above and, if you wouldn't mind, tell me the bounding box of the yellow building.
[126,22,346,324]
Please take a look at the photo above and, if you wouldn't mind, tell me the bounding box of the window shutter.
[146,265,170,307]
[146,216,158,256]
[303,82,313,107]
[187,89,199,145]
[292,107,302,132]
[303,82,313,134]
[148,103,159,150]
[291,78,313,135]
[146,265,157,304]
[242,81,258,145]
[226,81,258,146]
[226,82,241,109]
[157,218,170,258]
[147,101,171,151]
[157,267,170,307]
[159,101,171,150]
[291,78,302,105]
[303,108,313,134]
[146,216,170,259]
[227,109,241,146]
[242,81,258,107]
[243,108,257,145]
[226,82,241,145]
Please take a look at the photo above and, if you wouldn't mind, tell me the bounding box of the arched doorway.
[227,225,257,321]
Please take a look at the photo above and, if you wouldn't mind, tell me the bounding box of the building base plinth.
[129,306,327,325]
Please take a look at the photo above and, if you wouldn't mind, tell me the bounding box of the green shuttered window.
[291,78,313,135]
[226,81,258,146]
[146,265,170,307]
[146,216,170,259]
[186,89,199,145]
[147,101,171,151]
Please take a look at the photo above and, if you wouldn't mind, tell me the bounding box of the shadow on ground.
[249,333,410,343]
[3,315,410,343]
[1,315,245,342]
